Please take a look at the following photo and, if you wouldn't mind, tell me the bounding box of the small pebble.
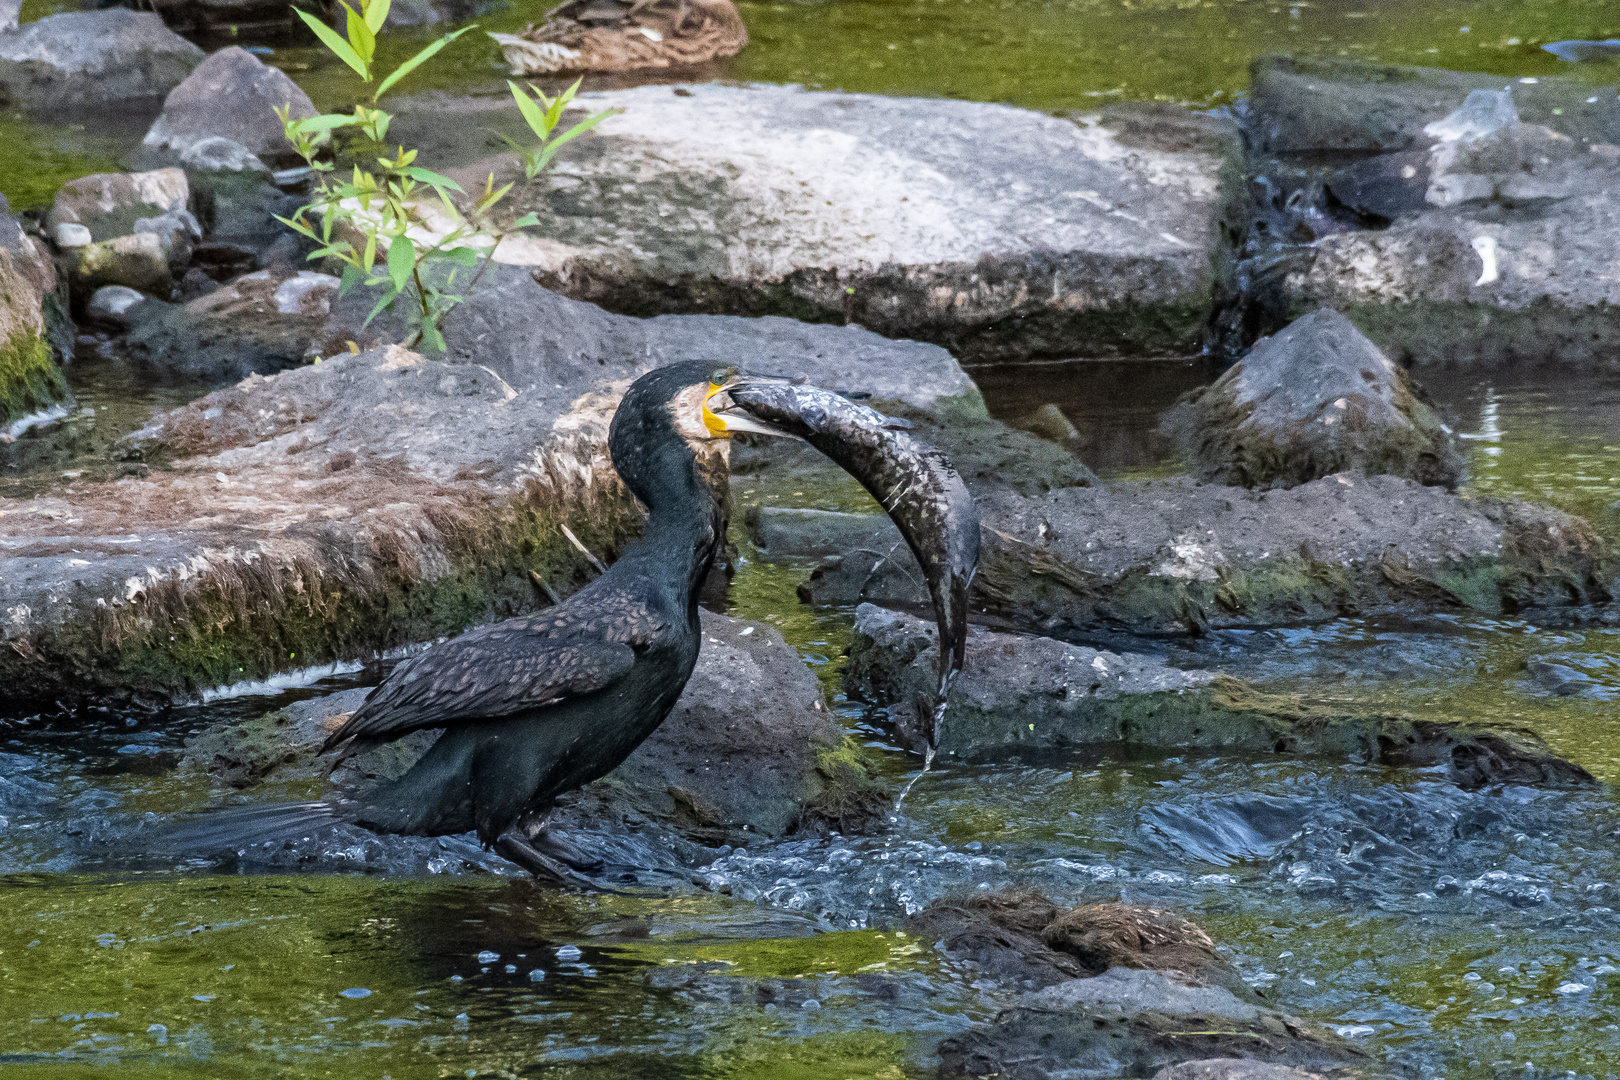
[529,969,546,981]
[504,964,516,974]
[476,950,499,964]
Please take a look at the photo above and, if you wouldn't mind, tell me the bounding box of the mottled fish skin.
[723,379,979,747]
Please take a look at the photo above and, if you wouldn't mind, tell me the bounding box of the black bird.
[178,361,978,886]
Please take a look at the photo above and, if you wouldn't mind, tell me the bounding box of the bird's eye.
[709,367,733,384]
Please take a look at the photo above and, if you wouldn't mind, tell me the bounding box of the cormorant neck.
[615,440,730,610]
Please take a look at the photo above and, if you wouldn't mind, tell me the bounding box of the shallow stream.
[4,0,1620,1076]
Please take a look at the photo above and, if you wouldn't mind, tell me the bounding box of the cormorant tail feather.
[157,801,351,857]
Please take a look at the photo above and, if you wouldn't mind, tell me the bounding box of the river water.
[4,1,1620,1077]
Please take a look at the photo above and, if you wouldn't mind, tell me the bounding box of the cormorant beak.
[702,377,798,439]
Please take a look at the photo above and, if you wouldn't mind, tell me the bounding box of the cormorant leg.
[493,831,610,891]
[520,811,606,873]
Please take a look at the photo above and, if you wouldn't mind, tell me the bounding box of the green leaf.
[376,25,474,98]
[294,7,370,80]
[339,262,365,297]
[343,1,376,68]
[387,234,416,293]
[292,112,363,135]
[418,322,447,353]
[363,285,398,327]
[533,107,619,172]
[401,166,464,193]
[511,212,541,228]
[364,0,391,34]
[362,231,378,272]
[508,80,550,139]
[439,246,482,267]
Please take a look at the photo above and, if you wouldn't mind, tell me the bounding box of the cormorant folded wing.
[322,620,642,753]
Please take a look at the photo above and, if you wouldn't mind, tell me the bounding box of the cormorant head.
[609,361,787,512]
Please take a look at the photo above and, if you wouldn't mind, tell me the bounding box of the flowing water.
[4,0,1620,1076]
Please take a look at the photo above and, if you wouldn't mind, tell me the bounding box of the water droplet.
[528,969,546,981]
[555,944,583,962]
[147,1023,167,1045]
[801,998,821,1010]
[504,964,516,974]
[476,950,499,964]
[340,988,372,999]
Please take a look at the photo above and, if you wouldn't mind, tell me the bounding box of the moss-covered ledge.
[847,605,1596,788]
[0,213,70,428]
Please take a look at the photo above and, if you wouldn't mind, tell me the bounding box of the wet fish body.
[721,380,980,747]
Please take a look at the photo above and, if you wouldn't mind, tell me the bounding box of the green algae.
[0,874,941,1078]
[271,0,1620,113]
[0,329,67,428]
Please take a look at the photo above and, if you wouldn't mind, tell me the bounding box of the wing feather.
[321,605,657,753]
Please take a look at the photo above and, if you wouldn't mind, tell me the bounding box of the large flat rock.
[418,85,1233,363]
[0,269,982,708]
[972,474,1615,635]
[1241,57,1620,368]
[798,473,1615,632]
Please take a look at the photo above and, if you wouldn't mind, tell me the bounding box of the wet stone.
[1242,57,1620,369]
[937,966,1367,1080]
[0,274,982,707]
[847,605,1595,786]
[1165,308,1463,490]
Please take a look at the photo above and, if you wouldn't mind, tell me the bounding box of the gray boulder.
[48,168,190,243]
[0,10,203,109]
[1167,308,1463,489]
[123,268,343,381]
[937,967,1365,1080]
[1242,57,1620,368]
[134,202,203,273]
[423,84,1232,362]
[142,46,317,164]
[1156,1061,1348,1080]
[0,0,18,33]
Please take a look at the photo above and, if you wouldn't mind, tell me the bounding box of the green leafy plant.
[275,0,613,352]
[504,78,621,181]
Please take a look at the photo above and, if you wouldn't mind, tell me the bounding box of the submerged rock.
[0,10,203,109]
[847,606,1596,786]
[142,46,317,164]
[1167,309,1463,490]
[913,891,1250,997]
[937,966,1365,1080]
[438,84,1232,362]
[177,610,881,866]
[0,275,986,707]
[1242,57,1620,368]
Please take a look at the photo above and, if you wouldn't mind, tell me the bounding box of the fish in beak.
[705,371,980,752]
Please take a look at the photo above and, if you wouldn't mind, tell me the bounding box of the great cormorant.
[181,361,977,886]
